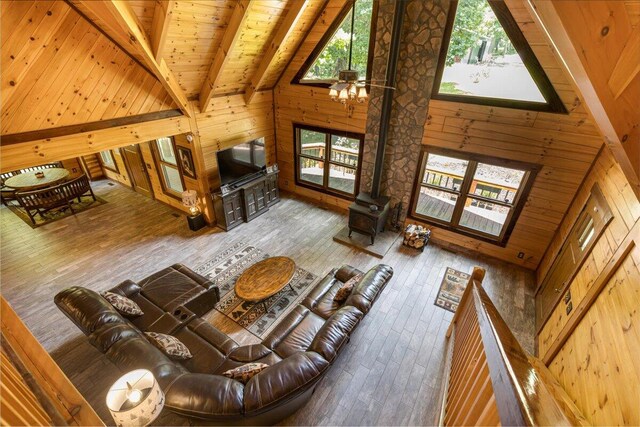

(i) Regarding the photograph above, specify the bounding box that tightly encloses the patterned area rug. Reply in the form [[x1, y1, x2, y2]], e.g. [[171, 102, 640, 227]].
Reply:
[[434, 267, 471, 313], [6, 197, 106, 228], [194, 242, 318, 338]]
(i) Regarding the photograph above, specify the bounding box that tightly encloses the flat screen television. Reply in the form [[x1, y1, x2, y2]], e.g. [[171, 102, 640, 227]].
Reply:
[[216, 137, 266, 186]]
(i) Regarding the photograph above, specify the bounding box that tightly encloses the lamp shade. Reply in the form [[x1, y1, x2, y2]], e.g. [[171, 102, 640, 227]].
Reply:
[[181, 190, 198, 207], [106, 369, 164, 427]]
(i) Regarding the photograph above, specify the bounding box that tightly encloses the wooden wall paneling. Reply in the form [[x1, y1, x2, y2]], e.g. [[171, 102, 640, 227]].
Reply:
[[163, 1, 235, 99], [185, 101, 216, 223], [211, 1, 290, 98], [273, 0, 602, 268], [199, 0, 251, 112], [0, 115, 190, 173], [74, 0, 189, 116], [547, 243, 640, 426], [527, 0, 640, 199], [1, 1, 71, 104], [1, 351, 53, 426], [1, 10, 87, 133], [196, 92, 276, 190], [1, 297, 104, 426], [244, 0, 309, 104], [1, 1, 180, 135], [129, 0, 156, 38]]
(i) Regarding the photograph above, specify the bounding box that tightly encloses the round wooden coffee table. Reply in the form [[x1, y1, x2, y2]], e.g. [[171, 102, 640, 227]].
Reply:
[[235, 256, 296, 302], [4, 168, 70, 190]]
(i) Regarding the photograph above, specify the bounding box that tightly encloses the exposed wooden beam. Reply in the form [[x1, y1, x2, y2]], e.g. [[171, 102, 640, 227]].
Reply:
[[608, 29, 640, 99], [244, 0, 309, 104], [526, 0, 640, 199], [76, 0, 190, 116], [0, 115, 190, 172], [150, 0, 174, 60], [199, 0, 250, 113]]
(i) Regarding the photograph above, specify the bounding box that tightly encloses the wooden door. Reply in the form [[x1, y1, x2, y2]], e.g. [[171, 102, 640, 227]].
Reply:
[[120, 145, 153, 198]]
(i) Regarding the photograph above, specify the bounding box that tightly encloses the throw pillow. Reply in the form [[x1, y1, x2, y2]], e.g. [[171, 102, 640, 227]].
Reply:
[[334, 273, 363, 302], [145, 332, 192, 360], [101, 291, 143, 316], [223, 363, 269, 384]]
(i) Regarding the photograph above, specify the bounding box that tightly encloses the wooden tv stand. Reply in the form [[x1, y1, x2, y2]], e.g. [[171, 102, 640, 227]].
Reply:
[[211, 171, 279, 231]]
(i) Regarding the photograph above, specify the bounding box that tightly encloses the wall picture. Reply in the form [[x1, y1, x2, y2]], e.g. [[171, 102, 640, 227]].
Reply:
[[177, 146, 196, 179]]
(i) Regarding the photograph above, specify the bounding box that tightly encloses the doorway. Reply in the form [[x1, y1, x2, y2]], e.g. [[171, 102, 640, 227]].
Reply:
[[120, 145, 153, 198]]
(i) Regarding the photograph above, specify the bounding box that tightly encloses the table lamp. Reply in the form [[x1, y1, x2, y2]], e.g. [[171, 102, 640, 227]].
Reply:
[[106, 369, 164, 427], [181, 190, 199, 216]]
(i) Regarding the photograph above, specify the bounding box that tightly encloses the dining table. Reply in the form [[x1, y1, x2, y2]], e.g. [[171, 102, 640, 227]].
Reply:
[[3, 168, 70, 191]]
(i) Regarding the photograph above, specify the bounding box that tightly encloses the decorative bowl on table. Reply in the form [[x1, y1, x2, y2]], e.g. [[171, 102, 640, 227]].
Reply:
[[35, 171, 45, 179]]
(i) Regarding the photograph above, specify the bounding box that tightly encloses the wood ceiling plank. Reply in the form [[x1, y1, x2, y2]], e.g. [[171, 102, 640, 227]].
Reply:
[[608, 29, 640, 98], [199, 0, 250, 112], [244, 0, 309, 104], [76, 0, 189, 116], [150, 0, 175, 59]]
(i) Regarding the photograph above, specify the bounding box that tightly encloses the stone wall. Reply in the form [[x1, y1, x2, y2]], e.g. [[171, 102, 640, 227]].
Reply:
[[360, 0, 450, 222]]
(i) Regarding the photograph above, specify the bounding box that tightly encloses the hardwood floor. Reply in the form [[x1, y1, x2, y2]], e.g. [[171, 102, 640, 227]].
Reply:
[[0, 180, 536, 426]]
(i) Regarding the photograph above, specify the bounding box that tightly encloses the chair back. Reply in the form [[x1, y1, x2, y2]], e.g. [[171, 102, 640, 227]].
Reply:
[[20, 162, 63, 173], [63, 174, 91, 198], [16, 187, 68, 211]]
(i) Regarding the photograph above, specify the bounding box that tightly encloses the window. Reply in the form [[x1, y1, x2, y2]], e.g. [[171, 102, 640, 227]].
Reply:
[[433, 0, 566, 113], [293, 0, 376, 85], [153, 137, 184, 196], [294, 124, 363, 198], [411, 147, 538, 244], [99, 150, 118, 173]]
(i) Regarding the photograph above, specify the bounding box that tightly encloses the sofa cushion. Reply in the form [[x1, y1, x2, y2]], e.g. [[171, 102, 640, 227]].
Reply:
[[138, 264, 212, 311], [173, 328, 229, 374], [145, 332, 192, 360], [244, 351, 330, 414], [334, 273, 363, 303], [344, 264, 394, 314], [164, 373, 245, 418], [54, 287, 126, 335], [89, 322, 141, 353], [102, 291, 144, 316], [222, 362, 269, 384], [334, 265, 364, 283], [308, 306, 363, 362], [263, 306, 326, 359]]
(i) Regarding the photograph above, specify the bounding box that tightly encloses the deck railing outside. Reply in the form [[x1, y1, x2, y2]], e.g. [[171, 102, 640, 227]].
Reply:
[[438, 267, 588, 426]]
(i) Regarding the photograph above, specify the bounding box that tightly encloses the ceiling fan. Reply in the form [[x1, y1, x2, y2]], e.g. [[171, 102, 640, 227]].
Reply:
[[327, 1, 394, 105]]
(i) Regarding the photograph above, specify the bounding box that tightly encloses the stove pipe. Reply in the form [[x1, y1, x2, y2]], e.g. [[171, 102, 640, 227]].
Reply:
[[370, 0, 407, 200]]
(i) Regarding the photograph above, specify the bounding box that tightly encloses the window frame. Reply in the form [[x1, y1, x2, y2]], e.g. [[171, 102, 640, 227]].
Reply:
[[98, 150, 119, 173], [291, 0, 379, 88], [151, 136, 185, 199], [409, 146, 540, 246], [432, 0, 567, 114], [293, 123, 364, 200]]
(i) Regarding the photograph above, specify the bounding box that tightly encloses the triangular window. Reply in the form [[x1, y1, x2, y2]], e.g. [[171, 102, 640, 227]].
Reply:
[[434, 0, 566, 113], [295, 0, 375, 84]]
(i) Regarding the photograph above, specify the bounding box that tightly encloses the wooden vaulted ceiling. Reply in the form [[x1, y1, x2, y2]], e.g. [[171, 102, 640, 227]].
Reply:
[[1, 0, 327, 136]]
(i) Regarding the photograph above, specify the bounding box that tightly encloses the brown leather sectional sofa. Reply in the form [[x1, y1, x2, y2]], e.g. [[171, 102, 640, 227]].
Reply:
[[55, 262, 393, 424]]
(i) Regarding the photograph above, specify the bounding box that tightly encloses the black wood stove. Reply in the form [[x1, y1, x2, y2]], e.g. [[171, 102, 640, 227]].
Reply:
[[348, 0, 405, 245]]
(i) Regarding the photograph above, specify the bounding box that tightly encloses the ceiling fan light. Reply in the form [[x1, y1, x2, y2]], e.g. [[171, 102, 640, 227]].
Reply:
[[329, 88, 338, 100], [348, 84, 357, 99], [357, 86, 368, 102], [338, 88, 349, 101]]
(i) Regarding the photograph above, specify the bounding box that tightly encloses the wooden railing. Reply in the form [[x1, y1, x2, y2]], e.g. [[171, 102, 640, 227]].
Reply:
[[0, 296, 104, 426], [438, 268, 588, 426]]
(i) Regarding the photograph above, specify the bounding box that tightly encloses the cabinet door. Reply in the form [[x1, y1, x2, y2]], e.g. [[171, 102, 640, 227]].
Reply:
[[255, 182, 267, 211], [266, 174, 280, 206], [245, 189, 257, 218], [223, 194, 243, 226]]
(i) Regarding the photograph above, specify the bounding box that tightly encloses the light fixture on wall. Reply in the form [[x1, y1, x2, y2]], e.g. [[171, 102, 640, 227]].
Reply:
[[106, 369, 164, 427]]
